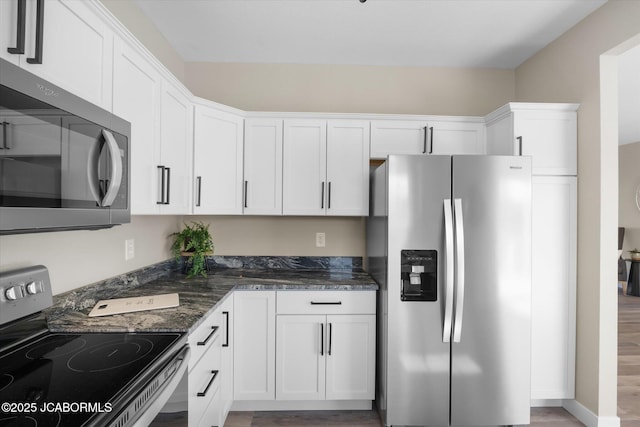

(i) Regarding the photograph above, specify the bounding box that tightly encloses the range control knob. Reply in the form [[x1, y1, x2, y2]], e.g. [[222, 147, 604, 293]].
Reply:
[[5, 285, 25, 301], [25, 281, 43, 295]]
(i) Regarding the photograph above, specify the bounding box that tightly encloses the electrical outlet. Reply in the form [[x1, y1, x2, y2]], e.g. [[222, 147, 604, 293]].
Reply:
[[125, 239, 135, 261], [316, 232, 326, 248]]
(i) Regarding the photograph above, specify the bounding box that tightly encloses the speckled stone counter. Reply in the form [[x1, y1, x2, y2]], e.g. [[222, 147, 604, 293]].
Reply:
[[46, 256, 377, 335]]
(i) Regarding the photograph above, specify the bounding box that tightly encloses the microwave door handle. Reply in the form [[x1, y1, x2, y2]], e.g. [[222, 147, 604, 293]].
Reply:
[[100, 129, 123, 207], [87, 137, 103, 206]]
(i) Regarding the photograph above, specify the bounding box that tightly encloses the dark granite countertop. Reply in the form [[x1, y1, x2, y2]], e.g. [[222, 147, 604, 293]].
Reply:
[[46, 260, 377, 335]]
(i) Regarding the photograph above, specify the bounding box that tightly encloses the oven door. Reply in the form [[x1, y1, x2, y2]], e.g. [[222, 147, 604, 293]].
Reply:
[[107, 344, 190, 427]]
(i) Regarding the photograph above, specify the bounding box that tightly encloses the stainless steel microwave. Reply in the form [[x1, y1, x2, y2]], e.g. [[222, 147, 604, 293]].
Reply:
[[0, 58, 130, 234]]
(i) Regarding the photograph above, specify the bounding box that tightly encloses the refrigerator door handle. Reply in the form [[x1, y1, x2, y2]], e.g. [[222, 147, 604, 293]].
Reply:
[[443, 199, 454, 343], [452, 198, 466, 343]]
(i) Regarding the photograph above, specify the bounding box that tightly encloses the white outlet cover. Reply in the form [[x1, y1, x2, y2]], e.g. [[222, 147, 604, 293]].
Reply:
[[125, 239, 135, 260], [316, 232, 326, 248]]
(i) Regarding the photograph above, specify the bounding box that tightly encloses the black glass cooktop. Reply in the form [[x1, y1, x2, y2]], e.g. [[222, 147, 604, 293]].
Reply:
[[0, 332, 183, 427]]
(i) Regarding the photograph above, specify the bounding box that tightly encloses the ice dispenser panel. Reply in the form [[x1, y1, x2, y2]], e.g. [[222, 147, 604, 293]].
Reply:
[[401, 250, 437, 301]]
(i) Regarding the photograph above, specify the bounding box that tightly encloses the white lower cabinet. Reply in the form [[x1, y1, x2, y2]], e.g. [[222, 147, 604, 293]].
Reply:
[[276, 314, 375, 401], [275, 291, 376, 403], [233, 291, 276, 401], [530, 176, 577, 401]]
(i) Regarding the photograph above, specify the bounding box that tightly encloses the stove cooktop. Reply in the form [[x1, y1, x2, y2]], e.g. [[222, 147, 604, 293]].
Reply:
[[0, 332, 183, 427]]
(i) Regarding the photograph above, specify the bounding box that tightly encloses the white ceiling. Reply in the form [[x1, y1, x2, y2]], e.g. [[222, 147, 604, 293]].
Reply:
[[133, 0, 640, 145]]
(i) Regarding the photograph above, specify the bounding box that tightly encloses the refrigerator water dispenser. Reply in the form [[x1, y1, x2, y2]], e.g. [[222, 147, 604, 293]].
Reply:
[[400, 250, 437, 301]]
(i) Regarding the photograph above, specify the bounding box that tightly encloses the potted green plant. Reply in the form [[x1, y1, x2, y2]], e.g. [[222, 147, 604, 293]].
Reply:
[[629, 248, 640, 262], [170, 221, 214, 277]]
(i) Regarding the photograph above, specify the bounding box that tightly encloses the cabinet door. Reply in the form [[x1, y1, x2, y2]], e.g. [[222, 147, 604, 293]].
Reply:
[[370, 120, 428, 158], [0, 0, 21, 65], [218, 295, 234, 427], [22, 0, 113, 109], [234, 291, 276, 401], [159, 82, 192, 214], [243, 119, 283, 215], [325, 315, 376, 400], [514, 111, 577, 175], [531, 176, 576, 400], [276, 315, 326, 401], [193, 106, 244, 214], [485, 114, 514, 156], [283, 120, 326, 215], [326, 120, 370, 216], [430, 121, 485, 155], [112, 38, 161, 215]]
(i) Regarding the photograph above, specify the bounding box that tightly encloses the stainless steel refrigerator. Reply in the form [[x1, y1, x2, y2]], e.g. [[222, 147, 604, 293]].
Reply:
[[367, 155, 532, 427]]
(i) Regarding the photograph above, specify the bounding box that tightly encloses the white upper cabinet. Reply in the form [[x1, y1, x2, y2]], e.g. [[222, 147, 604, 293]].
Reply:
[[1, 0, 113, 110], [193, 103, 244, 214], [485, 103, 578, 176], [370, 120, 429, 158], [429, 120, 485, 155], [283, 119, 327, 216], [283, 119, 369, 216], [243, 119, 283, 215], [113, 37, 192, 215], [370, 119, 485, 158], [158, 82, 193, 214], [112, 38, 161, 215], [326, 120, 370, 216]]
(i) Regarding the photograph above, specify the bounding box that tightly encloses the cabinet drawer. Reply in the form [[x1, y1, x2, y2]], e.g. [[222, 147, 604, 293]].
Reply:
[[189, 310, 222, 368], [276, 291, 375, 315], [189, 361, 221, 427]]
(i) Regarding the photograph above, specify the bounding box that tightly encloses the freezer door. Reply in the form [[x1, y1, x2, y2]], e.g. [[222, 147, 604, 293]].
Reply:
[[450, 155, 532, 426], [385, 155, 451, 427]]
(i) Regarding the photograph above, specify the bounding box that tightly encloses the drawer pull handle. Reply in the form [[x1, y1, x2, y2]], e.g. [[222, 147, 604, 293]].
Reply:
[[197, 370, 219, 397], [197, 326, 219, 346], [310, 301, 342, 305]]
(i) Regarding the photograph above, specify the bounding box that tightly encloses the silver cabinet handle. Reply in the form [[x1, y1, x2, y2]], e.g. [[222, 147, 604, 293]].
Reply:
[[452, 198, 466, 343], [442, 199, 454, 343], [100, 129, 123, 207]]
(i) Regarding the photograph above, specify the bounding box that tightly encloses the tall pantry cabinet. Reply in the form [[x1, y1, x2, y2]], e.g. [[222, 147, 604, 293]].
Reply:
[[485, 103, 578, 402]]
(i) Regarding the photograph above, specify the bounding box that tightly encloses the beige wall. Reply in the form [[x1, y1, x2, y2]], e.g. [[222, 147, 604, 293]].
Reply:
[[515, 0, 640, 418], [619, 142, 640, 252], [0, 216, 182, 295], [100, 0, 185, 82], [185, 62, 514, 115]]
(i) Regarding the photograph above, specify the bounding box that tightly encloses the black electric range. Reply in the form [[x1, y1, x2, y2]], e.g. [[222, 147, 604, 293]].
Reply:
[[0, 266, 189, 427]]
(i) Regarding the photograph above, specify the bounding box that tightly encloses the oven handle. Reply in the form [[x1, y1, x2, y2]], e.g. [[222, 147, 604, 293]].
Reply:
[[129, 345, 191, 427]]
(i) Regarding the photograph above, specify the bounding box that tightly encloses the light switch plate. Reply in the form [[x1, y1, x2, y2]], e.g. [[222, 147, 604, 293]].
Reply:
[[125, 239, 135, 260], [316, 232, 326, 248]]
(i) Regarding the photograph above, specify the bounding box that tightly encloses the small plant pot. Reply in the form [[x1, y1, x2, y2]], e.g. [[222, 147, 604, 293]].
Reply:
[[631, 253, 640, 262]]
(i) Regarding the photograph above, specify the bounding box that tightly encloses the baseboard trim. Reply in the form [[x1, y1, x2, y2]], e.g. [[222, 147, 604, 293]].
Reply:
[[563, 399, 620, 427], [531, 398, 564, 407], [231, 400, 372, 411]]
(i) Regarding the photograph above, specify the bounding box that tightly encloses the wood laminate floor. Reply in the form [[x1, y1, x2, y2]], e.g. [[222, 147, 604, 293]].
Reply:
[[618, 292, 640, 426]]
